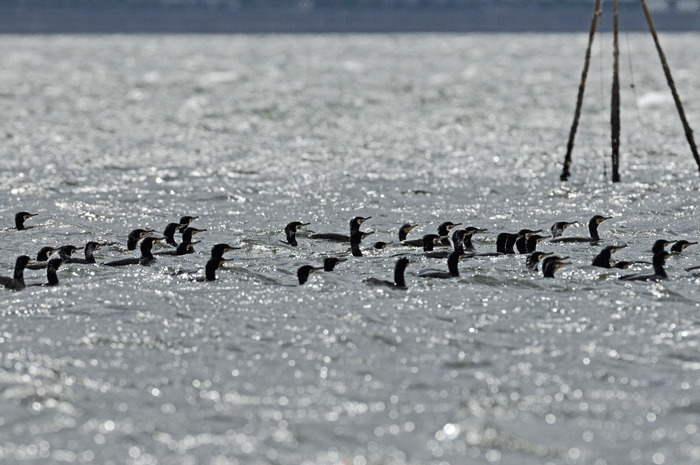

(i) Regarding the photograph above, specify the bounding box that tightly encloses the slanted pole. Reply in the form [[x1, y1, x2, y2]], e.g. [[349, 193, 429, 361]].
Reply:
[[560, 0, 602, 182], [639, 0, 700, 176], [611, 0, 621, 182]]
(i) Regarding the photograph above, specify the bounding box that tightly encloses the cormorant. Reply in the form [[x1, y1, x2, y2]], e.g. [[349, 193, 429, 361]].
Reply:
[[420, 234, 443, 253], [526, 251, 553, 271], [309, 216, 371, 243], [550, 215, 611, 243], [191, 258, 229, 282], [542, 256, 571, 278], [437, 222, 462, 246], [505, 229, 542, 254], [364, 257, 411, 289], [25, 246, 58, 270], [591, 245, 628, 268], [163, 222, 184, 247], [398, 224, 417, 242], [620, 251, 672, 282], [516, 234, 549, 254], [53, 245, 82, 262], [105, 237, 164, 266], [461, 227, 487, 253], [324, 257, 347, 271], [671, 240, 697, 253], [424, 230, 467, 259], [373, 241, 393, 250], [418, 251, 466, 279], [181, 227, 206, 245], [211, 243, 240, 259], [14, 212, 37, 231], [65, 242, 101, 264], [402, 222, 458, 247], [0, 255, 32, 290], [155, 241, 198, 256], [652, 239, 675, 253], [281, 221, 310, 247], [350, 231, 374, 257], [297, 265, 323, 285], [551, 221, 578, 239], [179, 216, 198, 227], [28, 258, 63, 287], [127, 229, 155, 251]]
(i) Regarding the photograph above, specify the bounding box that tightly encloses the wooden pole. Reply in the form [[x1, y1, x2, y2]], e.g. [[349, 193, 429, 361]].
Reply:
[[560, 0, 602, 182], [611, 0, 621, 182], [639, 0, 700, 176]]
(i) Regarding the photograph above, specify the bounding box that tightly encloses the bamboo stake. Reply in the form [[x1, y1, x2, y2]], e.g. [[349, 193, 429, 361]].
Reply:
[[560, 0, 602, 182], [639, 0, 700, 176], [611, 0, 621, 182]]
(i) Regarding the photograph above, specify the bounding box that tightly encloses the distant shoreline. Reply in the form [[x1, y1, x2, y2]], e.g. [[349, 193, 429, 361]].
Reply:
[[1, 6, 698, 33]]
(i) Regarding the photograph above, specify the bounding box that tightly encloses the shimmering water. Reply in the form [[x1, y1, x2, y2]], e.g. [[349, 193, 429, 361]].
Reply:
[[1, 34, 700, 465]]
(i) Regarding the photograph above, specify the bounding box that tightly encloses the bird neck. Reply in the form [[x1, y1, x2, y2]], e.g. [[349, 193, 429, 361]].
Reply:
[[351, 242, 363, 257], [285, 229, 298, 247], [394, 263, 407, 287], [592, 251, 612, 268], [205, 260, 218, 281], [653, 253, 667, 278], [47, 267, 59, 286], [447, 256, 460, 277]]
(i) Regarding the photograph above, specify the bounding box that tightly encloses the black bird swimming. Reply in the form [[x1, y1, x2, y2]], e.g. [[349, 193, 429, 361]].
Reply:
[[364, 257, 411, 289], [436, 222, 462, 246], [211, 243, 240, 260], [496, 233, 510, 254], [127, 228, 155, 251], [25, 246, 59, 270], [309, 216, 371, 243], [324, 257, 347, 271], [350, 231, 375, 257], [181, 227, 206, 245], [418, 251, 466, 279], [14, 212, 37, 231], [402, 222, 459, 247], [373, 241, 393, 250], [592, 245, 628, 269], [461, 227, 487, 253], [420, 234, 443, 253], [105, 237, 164, 266], [526, 251, 553, 271], [28, 258, 63, 287], [652, 239, 676, 254], [551, 221, 578, 239], [179, 216, 198, 228], [53, 245, 82, 262], [424, 230, 467, 259], [542, 255, 571, 278], [671, 240, 698, 253], [398, 224, 418, 242], [163, 222, 184, 247], [172, 243, 239, 276], [65, 242, 101, 264], [191, 258, 229, 282], [281, 221, 310, 247], [516, 234, 549, 254], [620, 251, 672, 282], [297, 265, 323, 285], [0, 255, 32, 290], [155, 241, 198, 256], [505, 229, 542, 254], [550, 215, 611, 243]]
